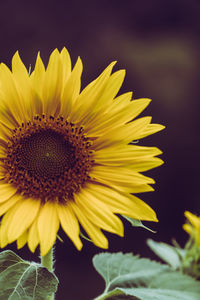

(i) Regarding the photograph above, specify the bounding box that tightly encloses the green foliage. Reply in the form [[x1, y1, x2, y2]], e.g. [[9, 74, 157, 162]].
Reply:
[[0, 250, 58, 300], [93, 252, 200, 300], [147, 239, 185, 269], [147, 239, 200, 279]]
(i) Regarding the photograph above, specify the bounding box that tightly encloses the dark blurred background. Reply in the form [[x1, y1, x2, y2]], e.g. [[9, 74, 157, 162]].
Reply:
[[1, 0, 200, 299]]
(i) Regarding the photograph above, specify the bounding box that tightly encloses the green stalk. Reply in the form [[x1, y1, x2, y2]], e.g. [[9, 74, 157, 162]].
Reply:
[[41, 247, 55, 300], [93, 289, 124, 300]]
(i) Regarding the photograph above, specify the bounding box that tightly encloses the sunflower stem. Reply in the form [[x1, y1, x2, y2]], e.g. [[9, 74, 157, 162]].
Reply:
[[93, 289, 124, 300], [41, 246, 55, 300]]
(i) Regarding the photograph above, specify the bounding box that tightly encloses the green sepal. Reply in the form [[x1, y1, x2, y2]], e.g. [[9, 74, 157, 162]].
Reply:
[[123, 216, 156, 233]]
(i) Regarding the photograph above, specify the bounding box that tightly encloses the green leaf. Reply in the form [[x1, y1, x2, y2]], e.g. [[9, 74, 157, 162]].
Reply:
[[0, 250, 58, 300], [147, 239, 185, 269], [93, 252, 200, 300], [117, 287, 200, 300], [123, 216, 156, 233], [93, 252, 166, 290]]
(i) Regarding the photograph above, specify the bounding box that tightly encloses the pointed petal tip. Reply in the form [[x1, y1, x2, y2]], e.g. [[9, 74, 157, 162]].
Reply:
[[12, 51, 27, 73], [47, 49, 60, 65], [141, 98, 152, 105], [12, 51, 23, 68], [12, 50, 20, 59], [51, 48, 59, 54], [40, 245, 52, 257], [120, 69, 126, 75], [28, 244, 36, 253], [74, 56, 83, 71], [184, 211, 191, 218], [183, 224, 192, 235], [61, 46, 68, 53], [141, 213, 158, 223], [157, 148, 163, 155], [160, 124, 166, 130], [149, 210, 159, 222], [153, 215, 159, 222], [118, 227, 124, 237], [148, 186, 155, 192], [97, 239, 109, 249], [109, 60, 117, 70], [76, 241, 83, 251], [0, 239, 9, 248], [36, 51, 41, 59], [28, 236, 39, 253], [158, 158, 164, 166], [104, 242, 109, 249]]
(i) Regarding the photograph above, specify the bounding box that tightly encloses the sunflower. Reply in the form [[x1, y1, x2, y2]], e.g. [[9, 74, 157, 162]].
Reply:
[[183, 211, 200, 246], [0, 48, 164, 256]]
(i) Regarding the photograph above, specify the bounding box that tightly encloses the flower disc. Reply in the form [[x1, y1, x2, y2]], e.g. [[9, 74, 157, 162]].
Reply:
[[3, 115, 93, 202]]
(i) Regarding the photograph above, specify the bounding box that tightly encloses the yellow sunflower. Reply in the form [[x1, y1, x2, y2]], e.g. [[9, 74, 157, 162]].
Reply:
[[183, 211, 200, 246], [0, 48, 164, 256]]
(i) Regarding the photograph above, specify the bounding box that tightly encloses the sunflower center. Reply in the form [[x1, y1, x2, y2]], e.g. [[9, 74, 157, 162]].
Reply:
[[2, 115, 94, 203], [19, 129, 75, 178]]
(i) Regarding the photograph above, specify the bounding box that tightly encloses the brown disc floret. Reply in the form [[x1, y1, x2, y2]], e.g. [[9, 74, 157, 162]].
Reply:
[[1, 115, 94, 203]]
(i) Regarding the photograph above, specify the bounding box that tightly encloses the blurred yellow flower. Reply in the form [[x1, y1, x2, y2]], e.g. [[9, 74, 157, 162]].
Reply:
[[183, 211, 200, 246], [0, 48, 164, 255]]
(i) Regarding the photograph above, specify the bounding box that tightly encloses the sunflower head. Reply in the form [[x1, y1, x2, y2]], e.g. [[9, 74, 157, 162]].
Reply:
[[0, 48, 164, 255]]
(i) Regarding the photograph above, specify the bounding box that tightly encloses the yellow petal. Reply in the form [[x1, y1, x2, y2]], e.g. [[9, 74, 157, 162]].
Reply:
[[0, 126, 8, 141], [136, 123, 165, 139], [61, 57, 83, 119], [30, 52, 45, 115], [0, 102, 18, 129], [31, 52, 45, 94], [6, 198, 40, 243], [0, 194, 21, 217], [28, 217, 40, 253], [60, 47, 71, 85], [0, 137, 7, 149], [75, 191, 124, 236], [106, 183, 154, 194], [0, 222, 9, 248], [57, 203, 82, 250], [11, 51, 32, 119], [70, 61, 116, 123], [42, 49, 63, 116], [184, 211, 200, 227], [183, 224, 192, 234], [128, 157, 163, 172], [0, 63, 26, 124], [0, 166, 5, 179], [92, 116, 152, 150], [84, 183, 158, 222], [0, 183, 17, 203], [90, 165, 155, 193], [0, 197, 22, 247], [71, 202, 108, 248], [37, 202, 59, 256], [94, 145, 162, 166], [85, 98, 151, 135], [83, 92, 131, 133], [93, 69, 125, 111], [17, 230, 28, 249], [12, 51, 29, 77]]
